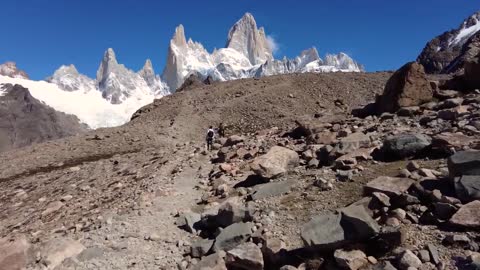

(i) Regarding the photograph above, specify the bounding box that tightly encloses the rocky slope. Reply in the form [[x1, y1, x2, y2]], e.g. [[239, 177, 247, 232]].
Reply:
[[0, 83, 86, 152], [2, 64, 480, 269], [417, 11, 480, 74]]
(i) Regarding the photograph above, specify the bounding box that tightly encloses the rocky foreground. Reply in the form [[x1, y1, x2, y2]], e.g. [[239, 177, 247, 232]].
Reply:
[[1, 54, 480, 269]]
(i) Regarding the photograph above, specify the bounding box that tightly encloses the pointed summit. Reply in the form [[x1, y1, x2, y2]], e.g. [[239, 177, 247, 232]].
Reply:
[[226, 13, 273, 65], [172, 25, 187, 47], [47, 64, 96, 92], [138, 59, 156, 84]]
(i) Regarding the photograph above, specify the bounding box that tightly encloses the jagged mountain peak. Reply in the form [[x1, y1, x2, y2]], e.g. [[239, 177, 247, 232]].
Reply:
[[47, 64, 95, 92], [172, 24, 187, 47], [141, 59, 154, 73], [226, 13, 273, 65], [0, 62, 29, 79]]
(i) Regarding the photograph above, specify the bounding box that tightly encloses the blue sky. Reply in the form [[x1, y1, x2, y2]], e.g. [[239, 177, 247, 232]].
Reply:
[[1, 0, 478, 80]]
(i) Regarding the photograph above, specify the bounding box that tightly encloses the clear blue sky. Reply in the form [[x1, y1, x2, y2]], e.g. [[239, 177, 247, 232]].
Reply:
[[1, 0, 478, 80]]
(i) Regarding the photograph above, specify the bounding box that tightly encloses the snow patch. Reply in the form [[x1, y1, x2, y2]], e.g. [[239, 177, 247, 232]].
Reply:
[[450, 15, 480, 46]]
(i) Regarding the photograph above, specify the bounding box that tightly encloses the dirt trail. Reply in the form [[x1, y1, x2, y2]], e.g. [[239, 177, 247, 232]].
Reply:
[[55, 145, 214, 270]]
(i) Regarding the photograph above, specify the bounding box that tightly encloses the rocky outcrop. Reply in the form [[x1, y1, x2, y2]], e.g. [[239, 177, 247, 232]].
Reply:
[[417, 11, 480, 74], [0, 84, 86, 152], [375, 62, 433, 113], [0, 62, 29, 79]]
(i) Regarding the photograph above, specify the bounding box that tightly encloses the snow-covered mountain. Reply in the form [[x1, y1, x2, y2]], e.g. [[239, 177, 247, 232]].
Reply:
[[4, 12, 363, 129], [162, 13, 363, 90], [0, 62, 29, 79], [418, 11, 480, 73], [46, 64, 96, 93]]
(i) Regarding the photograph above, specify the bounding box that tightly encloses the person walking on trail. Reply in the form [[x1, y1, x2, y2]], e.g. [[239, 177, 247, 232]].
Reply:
[[206, 126, 215, 151]]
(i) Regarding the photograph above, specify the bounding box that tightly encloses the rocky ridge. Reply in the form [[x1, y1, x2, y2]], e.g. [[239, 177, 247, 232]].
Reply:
[[418, 11, 480, 74], [0, 83, 86, 152]]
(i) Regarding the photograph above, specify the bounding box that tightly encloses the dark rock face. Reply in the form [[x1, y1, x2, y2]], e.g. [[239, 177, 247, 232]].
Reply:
[[448, 151, 480, 177], [417, 12, 480, 74], [375, 62, 432, 114], [0, 84, 86, 152], [176, 72, 212, 92]]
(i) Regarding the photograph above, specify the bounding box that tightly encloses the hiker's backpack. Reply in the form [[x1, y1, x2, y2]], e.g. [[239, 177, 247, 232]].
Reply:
[[207, 130, 214, 138]]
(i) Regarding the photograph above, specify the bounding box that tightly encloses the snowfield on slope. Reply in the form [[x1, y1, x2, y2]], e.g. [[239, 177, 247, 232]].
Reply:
[[0, 75, 157, 129]]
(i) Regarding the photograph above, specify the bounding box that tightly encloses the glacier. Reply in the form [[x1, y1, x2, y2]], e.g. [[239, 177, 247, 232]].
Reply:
[[0, 75, 156, 129]]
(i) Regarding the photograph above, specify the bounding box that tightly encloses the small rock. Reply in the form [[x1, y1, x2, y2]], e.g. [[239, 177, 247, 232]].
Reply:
[[398, 250, 422, 270], [225, 242, 263, 270], [334, 249, 368, 270]]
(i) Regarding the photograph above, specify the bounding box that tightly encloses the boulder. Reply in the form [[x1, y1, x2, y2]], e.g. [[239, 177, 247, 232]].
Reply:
[[250, 146, 299, 179], [301, 212, 346, 250], [340, 205, 380, 241], [332, 132, 372, 157], [191, 239, 214, 258], [449, 200, 480, 228], [250, 180, 295, 200], [176, 212, 201, 233], [0, 235, 31, 270], [381, 134, 432, 159], [398, 249, 422, 269], [454, 175, 480, 202], [364, 176, 415, 197], [448, 151, 480, 177], [376, 62, 433, 113], [224, 135, 244, 147], [334, 249, 368, 270], [192, 251, 228, 270], [39, 237, 85, 270], [215, 201, 254, 228], [225, 242, 264, 270], [214, 222, 253, 251]]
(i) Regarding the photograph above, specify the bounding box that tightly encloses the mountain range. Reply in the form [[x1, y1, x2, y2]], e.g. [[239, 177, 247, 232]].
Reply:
[[0, 13, 362, 129]]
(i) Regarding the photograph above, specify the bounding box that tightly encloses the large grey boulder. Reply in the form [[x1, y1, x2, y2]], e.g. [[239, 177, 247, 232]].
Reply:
[[381, 133, 432, 159], [250, 146, 299, 179], [448, 151, 480, 177], [301, 212, 346, 249], [214, 222, 254, 251], [250, 180, 295, 200], [225, 242, 264, 270], [301, 206, 380, 250], [364, 176, 415, 197], [455, 175, 480, 202], [340, 205, 380, 241]]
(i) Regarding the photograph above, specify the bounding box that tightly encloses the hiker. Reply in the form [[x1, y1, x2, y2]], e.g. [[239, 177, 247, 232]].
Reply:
[[206, 126, 215, 151], [218, 123, 225, 138]]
